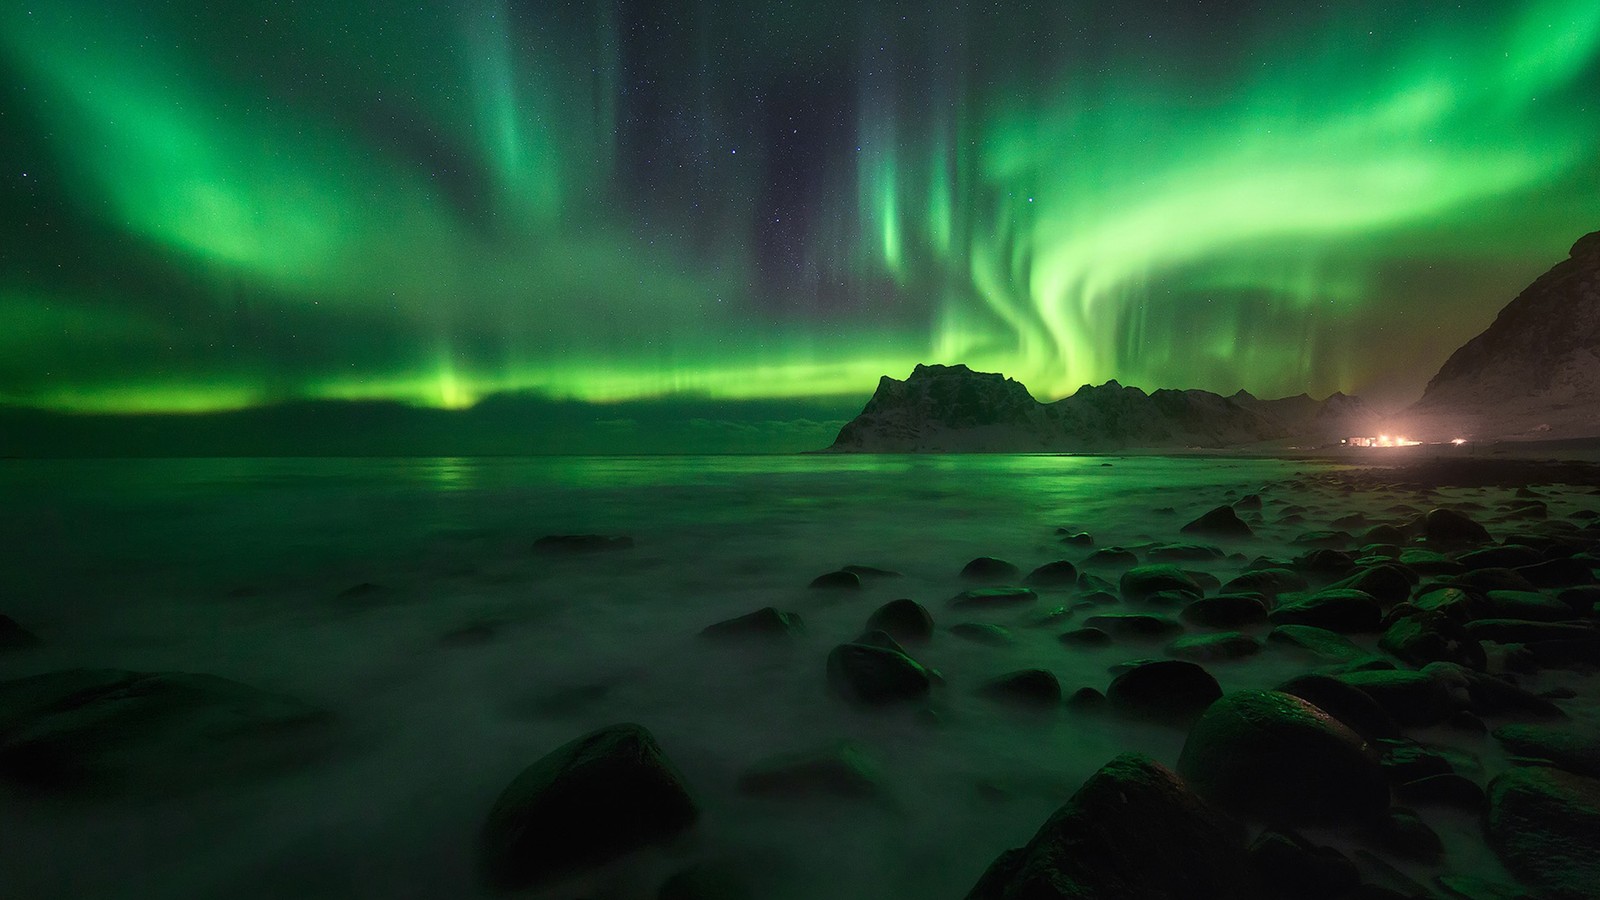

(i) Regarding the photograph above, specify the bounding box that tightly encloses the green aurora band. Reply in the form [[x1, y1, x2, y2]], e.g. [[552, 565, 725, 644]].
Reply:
[[1, 1, 1597, 414]]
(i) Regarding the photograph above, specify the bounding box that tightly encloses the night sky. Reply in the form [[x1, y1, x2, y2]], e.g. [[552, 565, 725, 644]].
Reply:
[[2, 1, 1598, 428]]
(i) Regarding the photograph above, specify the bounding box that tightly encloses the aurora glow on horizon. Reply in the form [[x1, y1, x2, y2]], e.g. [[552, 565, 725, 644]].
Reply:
[[2, 1, 1598, 419]]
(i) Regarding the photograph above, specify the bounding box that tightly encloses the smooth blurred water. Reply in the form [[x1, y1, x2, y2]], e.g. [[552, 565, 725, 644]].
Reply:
[[0, 454, 1567, 898]]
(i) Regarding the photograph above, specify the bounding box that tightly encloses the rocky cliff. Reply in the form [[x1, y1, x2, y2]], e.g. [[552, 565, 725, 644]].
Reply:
[[1410, 231, 1600, 439]]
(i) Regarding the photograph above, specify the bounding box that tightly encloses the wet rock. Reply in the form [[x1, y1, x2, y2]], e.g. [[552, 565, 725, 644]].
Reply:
[[1148, 542, 1225, 562], [1433, 874, 1537, 900], [1450, 567, 1538, 593], [1106, 660, 1221, 724], [1363, 524, 1407, 545], [1334, 670, 1457, 728], [1481, 589, 1574, 621], [1024, 560, 1079, 587], [480, 723, 697, 891], [1248, 829, 1360, 900], [1485, 766, 1600, 900], [440, 622, 499, 647], [1223, 568, 1308, 599], [1379, 611, 1486, 669], [1065, 687, 1106, 710], [1182, 594, 1269, 628], [865, 599, 934, 643], [950, 623, 1015, 646], [700, 607, 804, 639], [808, 570, 862, 590], [1059, 626, 1112, 647], [826, 642, 932, 705], [0, 615, 40, 650], [1266, 624, 1367, 661], [1460, 545, 1543, 570], [853, 629, 913, 656], [533, 534, 634, 554], [1493, 724, 1600, 778], [1182, 505, 1254, 538], [1422, 662, 1564, 719], [1327, 565, 1413, 607], [736, 742, 882, 799], [1059, 531, 1094, 546], [1166, 631, 1261, 662], [1269, 589, 1382, 633], [1411, 586, 1477, 622], [1295, 530, 1355, 548], [1120, 565, 1203, 602], [1074, 589, 1118, 606], [951, 587, 1038, 609], [841, 564, 902, 580], [1077, 571, 1116, 593], [1397, 549, 1463, 577], [1518, 558, 1596, 588], [977, 669, 1062, 708], [1276, 673, 1401, 741], [1235, 493, 1263, 509], [1465, 619, 1598, 644], [1177, 690, 1389, 824], [1394, 773, 1485, 810], [1082, 547, 1139, 568], [1421, 509, 1491, 545], [1363, 807, 1442, 864], [1298, 548, 1358, 576], [964, 753, 1264, 900], [1557, 584, 1600, 612], [1083, 613, 1184, 638], [960, 557, 1021, 582], [0, 668, 333, 795]]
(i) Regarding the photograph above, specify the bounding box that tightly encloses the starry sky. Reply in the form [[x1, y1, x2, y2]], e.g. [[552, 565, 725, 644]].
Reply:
[[2, 0, 1598, 434]]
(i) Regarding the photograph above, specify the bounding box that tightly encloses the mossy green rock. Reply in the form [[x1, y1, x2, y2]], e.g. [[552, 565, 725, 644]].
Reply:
[[1486, 766, 1600, 900]]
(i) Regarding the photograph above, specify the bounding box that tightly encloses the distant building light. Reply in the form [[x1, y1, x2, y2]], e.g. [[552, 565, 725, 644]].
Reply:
[[1451, 438, 1467, 445]]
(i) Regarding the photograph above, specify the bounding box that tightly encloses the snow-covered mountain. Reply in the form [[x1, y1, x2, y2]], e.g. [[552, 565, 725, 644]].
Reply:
[[827, 363, 1380, 452]]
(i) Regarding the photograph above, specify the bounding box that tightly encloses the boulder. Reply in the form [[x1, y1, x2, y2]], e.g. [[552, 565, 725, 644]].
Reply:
[[1334, 670, 1457, 728], [1083, 613, 1184, 638], [950, 623, 1015, 646], [808, 570, 862, 590], [1222, 568, 1307, 599], [1147, 543, 1225, 562], [1106, 660, 1221, 724], [826, 643, 932, 705], [1248, 829, 1360, 900], [480, 723, 697, 890], [0, 668, 333, 795], [1518, 558, 1596, 588], [1024, 560, 1080, 587], [1481, 590, 1574, 621], [736, 742, 882, 799], [1120, 565, 1202, 603], [1182, 506, 1254, 538], [1421, 509, 1491, 545], [1059, 626, 1112, 647], [1083, 547, 1139, 568], [1327, 566, 1413, 607], [1181, 594, 1269, 628], [1493, 724, 1600, 778], [1266, 624, 1367, 661], [865, 599, 934, 643], [1177, 690, 1388, 824], [965, 754, 1263, 899], [1379, 611, 1486, 669], [1269, 590, 1382, 633], [1276, 674, 1401, 741], [961, 557, 1021, 582], [700, 607, 804, 639], [951, 587, 1038, 609], [1166, 632, 1261, 662], [977, 669, 1062, 708], [1485, 766, 1600, 900]]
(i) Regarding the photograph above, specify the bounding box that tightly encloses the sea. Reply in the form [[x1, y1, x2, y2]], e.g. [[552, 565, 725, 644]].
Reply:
[[0, 454, 1569, 898]]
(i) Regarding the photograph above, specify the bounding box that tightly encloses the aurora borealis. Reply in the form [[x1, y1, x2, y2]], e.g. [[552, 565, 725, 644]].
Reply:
[[2, 1, 1598, 431]]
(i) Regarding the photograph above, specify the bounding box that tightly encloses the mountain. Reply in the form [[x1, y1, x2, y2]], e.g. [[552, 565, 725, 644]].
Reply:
[[826, 364, 1380, 452], [1409, 231, 1600, 440]]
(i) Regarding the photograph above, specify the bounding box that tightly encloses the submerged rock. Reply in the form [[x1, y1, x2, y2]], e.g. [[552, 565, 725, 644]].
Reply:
[[1106, 660, 1221, 724], [1181, 594, 1269, 628], [1334, 670, 1457, 728], [960, 556, 1022, 582], [1083, 613, 1184, 638], [826, 642, 932, 705], [977, 669, 1062, 708], [1177, 690, 1388, 824], [1421, 509, 1491, 545], [1166, 631, 1262, 662], [949, 623, 1015, 646], [480, 723, 697, 891], [1248, 829, 1360, 900], [1486, 766, 1600, 900], [700, 607, 804, 639], [1182, 505, 1254, 538], [965, 753, 1264, 900], [0, 668, 333, 795], [1276, 673, 1401, 742], [1493, 724, 1600, 778], [1120, 565, 1202, 602], [808, 569, 862, 590], [1266, 624, 1367, 661], [1269, 589, 1382, 633], [1024, 560, 1080, 587], [865, 599, 934, 643], [951, 587, 1038, 609], [736, 742, 882, 799]]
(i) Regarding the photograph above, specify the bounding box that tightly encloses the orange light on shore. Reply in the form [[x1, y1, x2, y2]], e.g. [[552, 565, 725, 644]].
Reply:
[[1451, 438, 1467, 445]]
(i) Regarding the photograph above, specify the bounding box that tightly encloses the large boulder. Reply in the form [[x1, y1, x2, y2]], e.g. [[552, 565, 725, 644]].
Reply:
[[1182, 506, 1254, 538], [1106, 660, 1221, 725], [1421, 509, 1491, 545], [865, 599, 934, 643], [965, 753, 1264, 899], [1275, 674, 1401, 742], [479, 723, 698, 891], [826, 642, 932, 705], [1120, 565, 1202, 603], [0, 668, 333, 795], [1486, 766, 1600, 900], [1269, 589, 1382, 633], [1177, 690, 1388, 824], [1333, 670, 1458, 728]]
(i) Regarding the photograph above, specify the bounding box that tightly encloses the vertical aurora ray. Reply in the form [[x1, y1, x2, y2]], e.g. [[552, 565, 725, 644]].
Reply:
[[0, 1, 1596, 416]]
